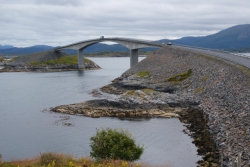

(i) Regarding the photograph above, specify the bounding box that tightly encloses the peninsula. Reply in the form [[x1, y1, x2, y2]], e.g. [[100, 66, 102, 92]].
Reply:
[[0, 50, 100, 72]]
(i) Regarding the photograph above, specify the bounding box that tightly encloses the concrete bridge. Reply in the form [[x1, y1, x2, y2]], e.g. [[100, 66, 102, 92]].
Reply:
[[55, 37, 163, 68]]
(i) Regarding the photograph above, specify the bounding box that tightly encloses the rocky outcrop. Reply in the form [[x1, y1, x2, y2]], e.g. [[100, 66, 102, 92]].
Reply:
[[52, 100, 186, 118], [53, 88, 199, 118]]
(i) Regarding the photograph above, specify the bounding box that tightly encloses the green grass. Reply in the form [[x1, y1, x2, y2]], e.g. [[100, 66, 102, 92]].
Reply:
[[135, 71, 152, 78], [167, 69, 192, 82], [29, 56, 91, 66]]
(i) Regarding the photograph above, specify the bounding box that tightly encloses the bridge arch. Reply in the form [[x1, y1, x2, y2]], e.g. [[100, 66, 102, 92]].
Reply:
[[55, 37, 163, 68]]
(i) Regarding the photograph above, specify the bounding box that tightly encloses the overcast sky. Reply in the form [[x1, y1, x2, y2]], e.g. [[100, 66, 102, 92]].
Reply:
[[1, 0, 249, 47]]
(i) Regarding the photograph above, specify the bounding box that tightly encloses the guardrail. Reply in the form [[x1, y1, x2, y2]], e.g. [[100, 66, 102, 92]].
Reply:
[[169, 43, 250, 70]]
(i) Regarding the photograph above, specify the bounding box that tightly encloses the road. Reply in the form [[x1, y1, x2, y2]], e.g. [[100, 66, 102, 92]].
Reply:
[[172, 45, 250, 69]]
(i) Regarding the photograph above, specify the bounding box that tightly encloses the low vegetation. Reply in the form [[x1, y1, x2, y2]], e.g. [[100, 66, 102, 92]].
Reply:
[[135, 71, 152, 78], [9, 57, 18, 62], [90, 128, 144, 161], [141, 88, 154, 95], [0, 153, 144, 167], [194, 87, 204, 94], [29, 56, 91, 66], [0, 56, 4, 62], [0, 128, 147, 167], [126, 90, 136, 96], [167, 69, 192, 82]]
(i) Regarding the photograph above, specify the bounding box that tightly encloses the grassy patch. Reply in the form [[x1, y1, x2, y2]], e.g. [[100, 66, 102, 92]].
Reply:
[[201, 76, 209, 82], [125, 90, 136, 96], [9, 57, 19, 62], [167, 69, 192, 82], [194, 87, 204, 94], [141, 88, 154, 95], [29, 56, 91, 66], [237, 65, 250, 76], [0, 56, 4, 62], [0, 152, 154, 167], [135, 71, 152, 78]]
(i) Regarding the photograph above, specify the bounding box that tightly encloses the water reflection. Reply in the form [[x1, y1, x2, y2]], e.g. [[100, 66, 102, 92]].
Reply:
[[118, 117, 152, 122], [77, 70, 84, 76]]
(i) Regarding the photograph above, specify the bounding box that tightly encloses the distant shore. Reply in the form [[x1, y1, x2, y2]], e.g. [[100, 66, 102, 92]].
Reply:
[[0, 51, 101, 72]]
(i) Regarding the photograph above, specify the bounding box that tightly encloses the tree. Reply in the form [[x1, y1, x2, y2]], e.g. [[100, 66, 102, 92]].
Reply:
[[90, 128, 144, 161]]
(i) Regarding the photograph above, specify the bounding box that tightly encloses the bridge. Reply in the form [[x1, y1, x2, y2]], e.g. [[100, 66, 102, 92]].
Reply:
[[55, 37, 163, 68]]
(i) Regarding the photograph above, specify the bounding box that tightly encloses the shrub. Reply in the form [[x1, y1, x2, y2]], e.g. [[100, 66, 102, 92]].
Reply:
[[90, 128, 144, 161], [39, 152, 63, 165], [0, 56, 4, 62]]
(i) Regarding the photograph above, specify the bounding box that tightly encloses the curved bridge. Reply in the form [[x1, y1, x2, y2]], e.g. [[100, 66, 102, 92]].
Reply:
[[55, 37, 163, 68]]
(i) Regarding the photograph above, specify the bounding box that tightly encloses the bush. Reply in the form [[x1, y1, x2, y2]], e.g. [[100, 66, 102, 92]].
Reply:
[[90, 128, 144, 161], [39, 152, 63, 165]]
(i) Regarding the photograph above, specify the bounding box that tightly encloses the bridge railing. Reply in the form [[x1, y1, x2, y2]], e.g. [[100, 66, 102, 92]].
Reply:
[[55, 37, 163, 51]]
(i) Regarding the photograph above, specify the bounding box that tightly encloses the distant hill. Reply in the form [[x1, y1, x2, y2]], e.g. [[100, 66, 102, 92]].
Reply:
[[173, 24, 250, 50], [1, 24, 250, 55], [0, 45, 54, 55], [0, 45, 14, 49]]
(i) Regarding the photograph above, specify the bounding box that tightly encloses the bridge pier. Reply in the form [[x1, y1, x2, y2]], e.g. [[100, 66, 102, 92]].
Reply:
[[78, 48, 85, 68], [130, 49, 138, 67]]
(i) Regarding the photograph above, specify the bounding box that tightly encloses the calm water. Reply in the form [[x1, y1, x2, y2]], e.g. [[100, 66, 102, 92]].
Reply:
[[0, 57, 200, 167]]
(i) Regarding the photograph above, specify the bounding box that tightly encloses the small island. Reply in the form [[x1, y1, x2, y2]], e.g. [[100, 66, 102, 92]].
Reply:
[[0, 50, 100, 72]]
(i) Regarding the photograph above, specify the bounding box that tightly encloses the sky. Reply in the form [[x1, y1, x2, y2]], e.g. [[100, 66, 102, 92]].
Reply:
[[0, 0, 250, 47]]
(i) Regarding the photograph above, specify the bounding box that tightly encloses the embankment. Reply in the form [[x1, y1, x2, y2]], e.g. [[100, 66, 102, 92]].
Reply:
[[52, 46, 250, 166]]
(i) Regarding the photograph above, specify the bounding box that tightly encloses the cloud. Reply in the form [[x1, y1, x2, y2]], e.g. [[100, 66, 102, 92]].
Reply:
[[0, 0, 249, 47]]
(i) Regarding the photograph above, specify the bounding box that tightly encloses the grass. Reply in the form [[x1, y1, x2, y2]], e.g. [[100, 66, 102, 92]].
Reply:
[[141, 88, 154, 95], [125, 90, 136, 96], [9, 57, 19, 62], [194, 87, 204, 94], [201, 76, 209, 82], [237, 65, 250, 76], [29, 56, 91, 66], [167, 69, 192, 82], [135, 71, 152, 78], [0, 152, 164, 167], [0, 56, 4, 62]]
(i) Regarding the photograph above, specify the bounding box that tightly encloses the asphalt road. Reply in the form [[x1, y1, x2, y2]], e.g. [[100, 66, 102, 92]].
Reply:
[[172, 45, 250, 69]]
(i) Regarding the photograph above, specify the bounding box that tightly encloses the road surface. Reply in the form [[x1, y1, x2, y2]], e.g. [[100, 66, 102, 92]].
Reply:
[[172, 45, 250, 69]]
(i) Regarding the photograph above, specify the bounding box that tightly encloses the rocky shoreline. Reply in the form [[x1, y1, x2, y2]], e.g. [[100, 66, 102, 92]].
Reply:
[[52, 46, 250, 167], [0, 63, 100, 72]]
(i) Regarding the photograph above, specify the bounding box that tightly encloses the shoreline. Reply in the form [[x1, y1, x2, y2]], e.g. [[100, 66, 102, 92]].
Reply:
[[50, 46, 250, 166]]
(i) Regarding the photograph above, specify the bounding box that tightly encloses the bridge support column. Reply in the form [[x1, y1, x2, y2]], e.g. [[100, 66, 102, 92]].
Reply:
[[130, 49, 138, 67], [78, 48, 85, 69]]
